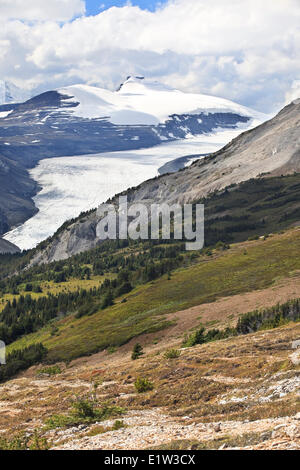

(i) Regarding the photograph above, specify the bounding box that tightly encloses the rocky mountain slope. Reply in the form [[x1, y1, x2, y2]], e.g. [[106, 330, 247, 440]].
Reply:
[[0, 153, 39, 237], [30, 99, 300, 264], [0, 77, 265, 238]]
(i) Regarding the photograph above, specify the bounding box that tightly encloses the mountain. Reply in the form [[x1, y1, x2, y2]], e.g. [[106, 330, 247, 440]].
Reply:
[[0, 76, 265, 166], [0, 153, 39, 238], [0, 80, 30, 105], [0, 237, 20, 254], [27, 99, 299, 265], [0, 77, 267, 241]]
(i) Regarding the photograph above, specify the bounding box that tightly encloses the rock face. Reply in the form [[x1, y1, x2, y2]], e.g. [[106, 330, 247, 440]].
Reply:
[[0, 153, 39, 236], [30, 99, 300, 265], [0, 78, 265, 235], [0, 237, 20, 254]]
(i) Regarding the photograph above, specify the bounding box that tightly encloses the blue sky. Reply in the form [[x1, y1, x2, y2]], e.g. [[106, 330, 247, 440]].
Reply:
[[85, 0, 168, 15]]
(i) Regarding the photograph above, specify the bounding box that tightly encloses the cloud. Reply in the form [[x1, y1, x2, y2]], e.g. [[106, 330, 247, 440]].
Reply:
[[0, 0, 299, 112], [0, 0, 85, 22], [285, 80, 300, 104]]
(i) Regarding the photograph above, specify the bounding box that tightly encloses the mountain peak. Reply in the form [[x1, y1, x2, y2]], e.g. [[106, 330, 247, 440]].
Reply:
[[117, 75, 145, 92], [0, 80, 30, 104]]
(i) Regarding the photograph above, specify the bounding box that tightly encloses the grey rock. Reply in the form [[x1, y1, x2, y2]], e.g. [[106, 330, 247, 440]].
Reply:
[[292, 340, 300, 349]]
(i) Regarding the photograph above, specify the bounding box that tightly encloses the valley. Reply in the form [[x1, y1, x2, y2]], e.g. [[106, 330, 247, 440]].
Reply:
[[0, 77, 267, 246], [3, 129, 244, 250], [0, 87, 299, 452], [0, 0, 299, 455]]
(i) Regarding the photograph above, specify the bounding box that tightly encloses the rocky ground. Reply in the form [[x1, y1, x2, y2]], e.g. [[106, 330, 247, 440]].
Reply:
[[0, 320, 299, 450]]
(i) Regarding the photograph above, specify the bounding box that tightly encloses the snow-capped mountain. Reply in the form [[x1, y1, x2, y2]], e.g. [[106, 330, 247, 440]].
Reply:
[[0, 76, 268, 168], [58, 76, 265, 129], [0, 80, 30, 105]]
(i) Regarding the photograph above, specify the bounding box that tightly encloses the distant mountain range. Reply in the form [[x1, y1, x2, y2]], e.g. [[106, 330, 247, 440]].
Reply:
[[0, 77, 268, 252], [0, 80, 30, 105]]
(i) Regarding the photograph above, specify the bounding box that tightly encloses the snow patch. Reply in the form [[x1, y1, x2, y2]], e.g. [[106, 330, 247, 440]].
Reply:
[[0, 110, 13, 119]]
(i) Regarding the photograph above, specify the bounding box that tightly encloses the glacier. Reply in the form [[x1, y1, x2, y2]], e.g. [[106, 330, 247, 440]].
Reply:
[[4, 126, 257, 251]]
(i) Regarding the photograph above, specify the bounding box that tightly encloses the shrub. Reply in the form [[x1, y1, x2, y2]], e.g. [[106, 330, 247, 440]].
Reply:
[[46, 400, 125, 429], [116, 282, 133, 297], [101, 291, 114, 310], [182, 327, 236, 348], [37, 365, 62, 376], [72, 398, 96, 419], [0, 431, 49, 451], [215, 241, 230, 251], [131, 343, 144, 361], [112, 420, 126, 430], [33, 284, 42, 293], [54, 272, 66, 283], [134, 377, 154, 393], [182, 327, 205, 348], [164, 349, 181, 359], [0, 343, 48, 383], [50, 325, 59, 336]]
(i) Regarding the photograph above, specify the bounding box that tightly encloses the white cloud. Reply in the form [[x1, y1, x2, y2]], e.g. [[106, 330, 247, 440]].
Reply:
[[285, 80, 300, 104], [0, 0, 299, 112], [0, 0, 85, 22]]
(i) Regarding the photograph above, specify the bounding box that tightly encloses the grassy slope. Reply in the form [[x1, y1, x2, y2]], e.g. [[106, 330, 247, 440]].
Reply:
[[7, 228, 300, 362], [202, 173, 300, 245], [0, 275, 114, 313]]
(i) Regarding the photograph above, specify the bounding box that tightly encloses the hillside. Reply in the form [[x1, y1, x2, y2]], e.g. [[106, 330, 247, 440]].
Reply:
[[0, 238, 20, 255], [0, 98, 299, 451], [2, 226, 300, 362], [0, 196, 300, 450], [0, 291, 299, 450]]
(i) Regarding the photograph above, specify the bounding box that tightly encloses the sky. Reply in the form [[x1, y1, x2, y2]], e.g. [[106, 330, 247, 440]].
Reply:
[[0, 0, 299, 113], [85, 1, 168, 15]]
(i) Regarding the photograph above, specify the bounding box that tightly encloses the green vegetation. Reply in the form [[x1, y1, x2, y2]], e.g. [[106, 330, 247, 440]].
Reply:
[[0, 431, 50, 451], [0, 243, 186, 349], [0, 174, 300, 367], [45, 397, 125, 429], [164, 349, 181, 359], [131, 343, 144, 360], [134, 377, 154, 393], [183, 327, 236, 348], [182, 297, 300, 349], [237, 298, 300, 334], [0, 343, 47, 383], [200, 172, 300, 246], [37, 365, 62, 376], [4, 227, 300, 364], [112, 420, 126, 430]]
